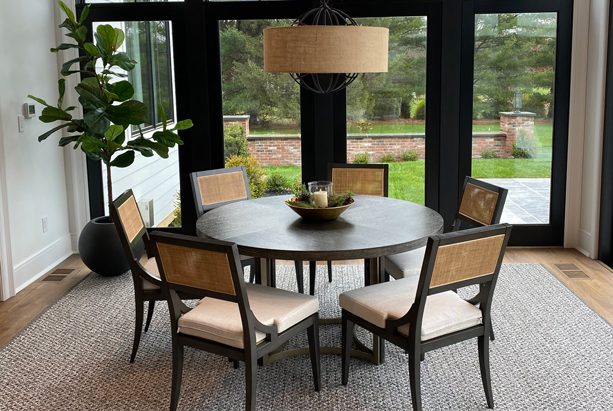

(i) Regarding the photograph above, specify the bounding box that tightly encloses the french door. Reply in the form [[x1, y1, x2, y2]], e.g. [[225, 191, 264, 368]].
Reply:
[[461, 0, 573, 245]]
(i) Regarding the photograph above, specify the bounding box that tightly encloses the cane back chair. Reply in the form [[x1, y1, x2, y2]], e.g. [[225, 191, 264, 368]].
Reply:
[[150, 232, 321, 411], [110, 190, 179, 363], [190, 167, 307, 292], [305, 163, 389, 296], [340, 224, 512, 411]]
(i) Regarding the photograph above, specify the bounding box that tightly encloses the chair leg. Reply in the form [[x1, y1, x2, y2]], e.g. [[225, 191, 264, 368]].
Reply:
[[408, 348, 422, 411], [170, 342, 184, 411], [307, 318, 321, 391], [309, 261, 316, 296], [327, 260, 333, 282], [478, 335, 494, 408], [363, 259, 370, 286], [294, 260, 304, 294], [144, 300, 155, 333], [254, 259, 262, 284], [341, 313, 354, 385], [245, 352, 258, 411], [248, 262, 255, 284], [130, 294, 144, 363], [270, 259, 276, 288], [489, 318, 495, 341]]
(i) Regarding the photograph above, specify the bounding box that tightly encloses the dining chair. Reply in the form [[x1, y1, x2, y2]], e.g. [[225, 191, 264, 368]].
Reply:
[[190, 167, 306, 292], [385, 177, 508, 340], [340, 223, 512, 411], [385, 177, 508, 281], [149, 231, 321, 411], [305, 163, 389, 296], [110, 189, 187, 363]]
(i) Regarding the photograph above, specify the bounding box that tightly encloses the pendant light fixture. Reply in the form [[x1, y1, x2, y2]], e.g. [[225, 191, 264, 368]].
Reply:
[[263, 0, 389, 94]]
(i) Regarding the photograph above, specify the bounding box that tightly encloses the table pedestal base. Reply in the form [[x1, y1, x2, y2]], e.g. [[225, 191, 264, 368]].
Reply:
[[258, 257, 385, 365]]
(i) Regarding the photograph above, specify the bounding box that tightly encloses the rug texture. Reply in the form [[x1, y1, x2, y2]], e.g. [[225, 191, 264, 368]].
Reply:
[[0, 263, 611, 410]]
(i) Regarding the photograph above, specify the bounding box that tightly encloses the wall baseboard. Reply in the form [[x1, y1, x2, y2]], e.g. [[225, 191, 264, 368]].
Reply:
[[13, 234, 72, 293]]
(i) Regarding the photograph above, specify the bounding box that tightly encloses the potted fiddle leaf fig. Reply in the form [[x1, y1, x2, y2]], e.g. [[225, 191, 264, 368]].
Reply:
[[29, 1, 193, 276]]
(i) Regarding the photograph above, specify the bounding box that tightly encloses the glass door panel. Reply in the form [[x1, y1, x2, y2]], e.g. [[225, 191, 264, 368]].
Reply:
[[96, 20, 181, 228], [219, 19, 301, 197], [472, 13, 557, 224], [347, 16, 427, 204]]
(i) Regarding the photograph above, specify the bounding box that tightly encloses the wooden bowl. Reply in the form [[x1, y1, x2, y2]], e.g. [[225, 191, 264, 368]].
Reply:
[[286, 199, 354, 222]]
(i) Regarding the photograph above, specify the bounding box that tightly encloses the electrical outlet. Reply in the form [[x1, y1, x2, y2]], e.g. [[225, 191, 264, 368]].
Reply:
[[42, 217, 48, 233]]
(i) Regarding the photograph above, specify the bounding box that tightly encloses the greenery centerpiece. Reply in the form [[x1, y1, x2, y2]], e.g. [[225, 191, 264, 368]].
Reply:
[[286, 186, 354, 222], [28, 2, 192, 276]]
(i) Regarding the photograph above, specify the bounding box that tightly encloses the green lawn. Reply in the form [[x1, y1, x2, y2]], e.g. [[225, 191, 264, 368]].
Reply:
[[265, 157, 551, 205]]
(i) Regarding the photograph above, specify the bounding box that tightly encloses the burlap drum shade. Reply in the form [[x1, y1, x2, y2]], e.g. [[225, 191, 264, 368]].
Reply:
[[263, 26, 389, 74]]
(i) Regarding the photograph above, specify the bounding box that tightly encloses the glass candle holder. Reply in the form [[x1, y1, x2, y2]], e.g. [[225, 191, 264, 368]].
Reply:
[[308, 181, 333, 208]]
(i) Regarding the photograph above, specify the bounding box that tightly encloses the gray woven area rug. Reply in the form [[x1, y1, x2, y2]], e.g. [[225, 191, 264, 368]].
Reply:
[[1, 263, 612, 410]]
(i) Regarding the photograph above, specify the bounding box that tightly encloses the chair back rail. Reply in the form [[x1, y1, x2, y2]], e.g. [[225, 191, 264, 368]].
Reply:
[[112, 190, 148, 252], [190, 166, 251, 217], [110, 189, 160, 286], [454, 177, 508, 230], [328, 163, 389, 197]]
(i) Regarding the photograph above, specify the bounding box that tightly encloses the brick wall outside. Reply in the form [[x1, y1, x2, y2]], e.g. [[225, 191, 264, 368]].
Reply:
[[228, 113, 536, 167], [247, 132, 508, 166]]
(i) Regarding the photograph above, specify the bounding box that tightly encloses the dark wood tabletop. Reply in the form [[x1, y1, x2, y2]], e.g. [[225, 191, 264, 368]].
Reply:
[[197, 195, 444, 261]]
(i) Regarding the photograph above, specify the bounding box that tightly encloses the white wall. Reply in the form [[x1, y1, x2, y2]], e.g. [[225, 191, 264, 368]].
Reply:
[[565, 0, 610, 257], [0, 0, 73, 297]]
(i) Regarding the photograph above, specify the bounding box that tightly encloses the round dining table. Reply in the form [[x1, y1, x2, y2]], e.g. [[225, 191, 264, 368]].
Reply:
[[197, 194, 444, 364]]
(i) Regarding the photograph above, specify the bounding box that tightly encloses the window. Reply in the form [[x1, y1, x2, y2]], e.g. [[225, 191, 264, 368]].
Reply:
[[471, 13, 557, 224], [347, 16, 428, 204], [219, 19, 302, 197], [126, 21, 175, 131], [95, 21, 181, 228]]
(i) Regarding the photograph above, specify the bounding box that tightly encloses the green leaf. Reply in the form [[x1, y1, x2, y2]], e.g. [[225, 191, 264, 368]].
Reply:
[[110, 151, 135, 168], [78, 4, 90, 25], [158, 104, 167, 131], [152, 130, 183, 147], [108, 52, 136, 71], [94, 24, 117, 57], [95, 25, 124, 56], [58, 1, 76, 24], [104, 124, 124, 142], [129, 138, 169, 158], [61, 56, 90, 76], [40, 106, 72, 123], [58, 135, 79, 147], [107, 100, 147, 126], [28, 95, 51, 107], [75, 78, 106, 108], [79, 135, 106, 152], [83, 42, 101, 57], [172, 119, 193, 131], [67, 26, 87, 44], [107, 81, 134, 102], [36, 123, 71, 142], [58, 79, 66, 107], [113, 28, 125, 50], [50, 43, 78, 52]]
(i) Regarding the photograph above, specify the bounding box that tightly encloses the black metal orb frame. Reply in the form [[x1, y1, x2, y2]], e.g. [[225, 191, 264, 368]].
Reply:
[[291, 0, 361, 94]]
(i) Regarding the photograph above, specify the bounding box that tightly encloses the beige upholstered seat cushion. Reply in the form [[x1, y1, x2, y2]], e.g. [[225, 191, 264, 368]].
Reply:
[[178, 284, 319, 348], [141, 257, 160, 291], [339, 278, 482, 341], [385, 247, 425, 280]]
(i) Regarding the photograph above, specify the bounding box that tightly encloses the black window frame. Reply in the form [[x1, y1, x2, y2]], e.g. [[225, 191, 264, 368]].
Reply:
[[77, 0, 574, 245]]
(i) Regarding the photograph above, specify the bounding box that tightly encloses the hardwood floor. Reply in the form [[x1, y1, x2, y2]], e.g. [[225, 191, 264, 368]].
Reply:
[[0, 248, 611, 348]]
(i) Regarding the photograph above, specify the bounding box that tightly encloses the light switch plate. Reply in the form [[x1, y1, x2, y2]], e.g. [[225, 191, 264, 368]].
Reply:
[[17, 115, 24, 133]]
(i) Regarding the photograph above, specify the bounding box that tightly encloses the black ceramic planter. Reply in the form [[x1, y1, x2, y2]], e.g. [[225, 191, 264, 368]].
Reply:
[[78, 216, 130, 277]]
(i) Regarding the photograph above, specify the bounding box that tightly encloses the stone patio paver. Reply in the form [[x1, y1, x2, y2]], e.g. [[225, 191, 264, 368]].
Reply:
[[481, 178, 550, 225]]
